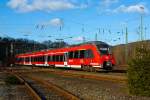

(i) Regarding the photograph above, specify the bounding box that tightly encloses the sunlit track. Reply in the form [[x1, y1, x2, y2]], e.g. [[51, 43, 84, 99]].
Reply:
[[11, 73, 42, 100], [11, 72, 80, 100], [25, 75, 80, 100], [45, 70, 127, 83]]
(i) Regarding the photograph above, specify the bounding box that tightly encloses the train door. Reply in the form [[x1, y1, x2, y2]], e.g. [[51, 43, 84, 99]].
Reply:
[[29, 56, 31, 65], [45, 55, 48, 66], [23, 57, 25, 65], [64, 52, 68, 67]]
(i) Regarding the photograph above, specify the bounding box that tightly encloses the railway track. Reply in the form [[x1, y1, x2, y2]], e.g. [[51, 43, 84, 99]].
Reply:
[[12, 73, 79, 100], [46, 70, 127, 83], [5, 67, 127, 83]]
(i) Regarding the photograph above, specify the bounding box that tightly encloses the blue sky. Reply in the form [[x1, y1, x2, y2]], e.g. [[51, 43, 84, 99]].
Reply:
[[0, 0, 150, 45]]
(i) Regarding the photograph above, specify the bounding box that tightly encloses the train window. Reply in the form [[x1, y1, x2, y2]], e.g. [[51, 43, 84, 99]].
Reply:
[[38, 57, 39, 62], [35, 57, 38, 62], [33, 57, 35, 62], [56, 55, 59, 62], [37, 57, 39, 62], [39, 57, 40, 62], [52, 55, 56, 62], [74, 50, 79, 58], [41, 56, 44, 62], [21, 58, 24, 62], [20, 58, 23, 62], [38, 56, 41, 62], [79, 50, 85, 58], [34, 57, 37, 62], [17, 58, 22, 62], [36, 57, 38, 62], [38, 57, 40, 62], [60, 55, 62, 62], [42, 56, 44, 61], [50, 56, 52, 62], [48, 55, 52, 62], [69, 51, 73, 59], [15, 58, 19, 62], [85, 50, 94, 58], [52, 55, 54, 62], [25, 57, 30, 62], [42, 56, 44, 62], [36, 57, 37, 62], [31, 57, 34, 62], [22, 58, 25, 62], [96, 44, 110, 55], [60, 55, 64, 62], [58, 55, 61, 62]]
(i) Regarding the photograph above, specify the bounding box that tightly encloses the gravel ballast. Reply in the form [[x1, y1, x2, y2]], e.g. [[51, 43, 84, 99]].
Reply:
[[0, 73, 33, 100], [29, 72, 150, 100]]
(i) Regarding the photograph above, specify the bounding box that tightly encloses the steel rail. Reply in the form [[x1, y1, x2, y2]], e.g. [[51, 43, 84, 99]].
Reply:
[[26, 75, 80, 100], [9, 68, 127, 83], [12, 73, 42, 100]]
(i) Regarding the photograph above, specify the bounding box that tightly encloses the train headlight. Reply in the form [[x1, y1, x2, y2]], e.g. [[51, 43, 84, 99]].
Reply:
[[106, 61, 111, 66]]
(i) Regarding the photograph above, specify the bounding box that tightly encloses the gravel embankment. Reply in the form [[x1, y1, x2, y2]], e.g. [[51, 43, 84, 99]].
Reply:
[[29, 72, 150, 100]]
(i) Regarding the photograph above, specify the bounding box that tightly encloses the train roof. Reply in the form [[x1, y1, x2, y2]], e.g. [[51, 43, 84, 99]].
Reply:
[[70, 41, 109, 47], [16, 41, 110, 56]]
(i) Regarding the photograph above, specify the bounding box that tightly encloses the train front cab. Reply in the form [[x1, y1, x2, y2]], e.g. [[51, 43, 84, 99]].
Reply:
[[95, 43, 115, 70]]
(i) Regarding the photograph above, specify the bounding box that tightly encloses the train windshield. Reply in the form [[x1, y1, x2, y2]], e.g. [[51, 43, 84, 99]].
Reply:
[[96, 44, 111, 55]]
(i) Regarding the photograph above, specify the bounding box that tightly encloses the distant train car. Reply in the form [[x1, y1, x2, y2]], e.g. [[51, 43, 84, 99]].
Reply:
[[15, 41, 116, 71]]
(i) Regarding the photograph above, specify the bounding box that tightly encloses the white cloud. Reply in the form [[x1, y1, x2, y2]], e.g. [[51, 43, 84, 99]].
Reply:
[[7, 0, 83, 13], [73, 36, 84, 41], [101, 0, 118, 7], [113, 4, 149, 14], [48, 18, 63, 26]]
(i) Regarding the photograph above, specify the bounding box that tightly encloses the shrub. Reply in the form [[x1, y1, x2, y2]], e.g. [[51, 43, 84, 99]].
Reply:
[[5, 76, 21, 85], [127, 45, 150, 96]]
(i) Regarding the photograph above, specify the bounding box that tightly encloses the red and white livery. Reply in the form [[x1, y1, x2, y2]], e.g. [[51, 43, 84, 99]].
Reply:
[[15, 41, 116, 71]]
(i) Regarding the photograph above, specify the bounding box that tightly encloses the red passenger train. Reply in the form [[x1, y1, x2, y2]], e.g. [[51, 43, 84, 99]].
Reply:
[[15, 41, 116, 71]]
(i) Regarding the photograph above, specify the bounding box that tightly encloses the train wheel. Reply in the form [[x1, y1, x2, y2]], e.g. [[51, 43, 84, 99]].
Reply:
[[86, 66, 90, 72], [82, 65, 87, 71], [89, 66, 93, 72], [89, 66, 96, 72], [81, 65, 84, 71], [53, 65, 56, 68], [85, 66, 88, 71], [92, 67, 96, 72]]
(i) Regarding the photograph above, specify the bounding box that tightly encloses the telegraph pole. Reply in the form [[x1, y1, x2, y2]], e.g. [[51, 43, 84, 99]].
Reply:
[[125, 27, 128, 45], [83, 37, 85, 43], [10, 42, 13, 56], [98, 28, 101, 41], [95, 33, 97, 41], [125, 27, 128, 63], [144, 27, 147, 40], [140, 15, 144, 41], [139, 6, 145, 41]]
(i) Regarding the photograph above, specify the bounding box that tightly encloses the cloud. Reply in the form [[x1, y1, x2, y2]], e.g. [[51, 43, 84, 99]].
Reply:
[[36, 18, 63, 29], [38, 18, 63, 28], [73, 36, 84, 41], [48, 18, 63, 26], [113, 4, 149, 14], [101, 0, 118, 7], [7, 0, 84, 13]]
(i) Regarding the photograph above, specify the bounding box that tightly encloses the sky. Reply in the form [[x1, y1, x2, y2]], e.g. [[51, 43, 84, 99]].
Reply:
[[0, 0, 150, 45]]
